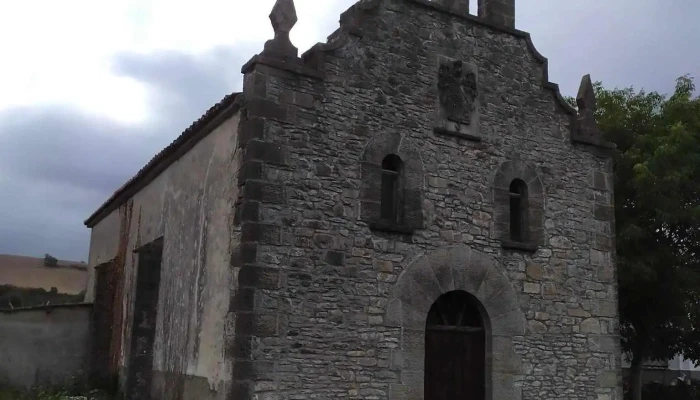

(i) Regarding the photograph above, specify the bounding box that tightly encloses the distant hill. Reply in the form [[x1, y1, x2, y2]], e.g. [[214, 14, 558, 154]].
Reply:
[[0, 254, 88, 295]]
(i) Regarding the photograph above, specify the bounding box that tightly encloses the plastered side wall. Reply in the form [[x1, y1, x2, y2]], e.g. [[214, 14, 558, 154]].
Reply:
[[85, 112, 241, 399]]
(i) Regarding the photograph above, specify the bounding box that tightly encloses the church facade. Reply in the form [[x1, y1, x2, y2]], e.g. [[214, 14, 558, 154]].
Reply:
[[84, 0, 622, 399]]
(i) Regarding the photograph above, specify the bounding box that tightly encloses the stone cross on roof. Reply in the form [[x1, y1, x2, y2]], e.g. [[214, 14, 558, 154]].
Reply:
[[263, 0, 299, 59]]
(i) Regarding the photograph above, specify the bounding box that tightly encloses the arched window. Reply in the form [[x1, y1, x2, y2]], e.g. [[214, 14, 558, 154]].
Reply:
[[425, 290, 486, 400], [509, 179, 528, 242], [380, 154, 404, 224]]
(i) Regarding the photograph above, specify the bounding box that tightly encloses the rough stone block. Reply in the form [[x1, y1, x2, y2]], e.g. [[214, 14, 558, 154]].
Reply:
[[359, 200, 381, 223], [242, 180, 286, 204], [227, 380, 254, 400], [242, 71, 268, 99], [596, 369, 621, 388], [580, 318, 602, 334], [225, 335, 253, 360], [230, 287, 256, 312], [234, 201, 260, 224], [235, 313, 278, 337], [232, 361, 275, 381], [243, 140, 288, 166], [238, 117, 266, 148], [491, 371, 521, 400], [245, 98, 292, 123], [324, 250, 346, 266], [593, 300, 618, 318], [436, 0, 470, 14], [491, 309, 526, 336], [389, 383, 423, 400], [595, 204, 615, 221], [525, 263, 543, 280], [279, 89, 314, 109], [594, 171, 610, 191], [404, 259, 441, 302], [478, 0, 515, 28], [241, 223, 280, 244], [523, 282, 540, 294], [492, 336, 522, 373], [238, 161, 263, 185], [392, 347, 425, 374], [231, 243, 258, 267]]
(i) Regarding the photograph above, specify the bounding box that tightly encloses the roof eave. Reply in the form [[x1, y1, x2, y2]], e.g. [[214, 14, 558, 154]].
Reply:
[[84, 92, 243, 228]]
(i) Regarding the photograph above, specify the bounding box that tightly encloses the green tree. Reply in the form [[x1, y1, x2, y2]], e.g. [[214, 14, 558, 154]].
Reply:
[[43, 253, 58, 267], [592, 76, 700, 400]]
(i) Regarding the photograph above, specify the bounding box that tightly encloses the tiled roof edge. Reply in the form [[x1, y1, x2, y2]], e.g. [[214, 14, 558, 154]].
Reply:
[[84, 92, 243, 228]]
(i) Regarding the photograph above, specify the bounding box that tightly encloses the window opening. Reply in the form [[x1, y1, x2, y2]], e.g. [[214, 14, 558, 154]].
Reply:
[[509, 179, 528, 242], [381, 154, 404, 224]]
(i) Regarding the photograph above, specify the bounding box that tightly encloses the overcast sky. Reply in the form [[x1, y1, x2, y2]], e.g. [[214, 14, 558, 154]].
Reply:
[[0, 0, 698, 262]]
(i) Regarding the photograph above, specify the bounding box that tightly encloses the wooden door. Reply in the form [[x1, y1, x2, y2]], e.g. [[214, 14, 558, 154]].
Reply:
[[424, 291, 486, 400]]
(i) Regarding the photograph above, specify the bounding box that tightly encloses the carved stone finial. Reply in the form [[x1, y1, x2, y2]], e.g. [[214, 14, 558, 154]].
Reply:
[[270, 0, 297, 34], [573, 74, 603, 145], [576, 74, 596, 112], [263, 0, 298, 59]]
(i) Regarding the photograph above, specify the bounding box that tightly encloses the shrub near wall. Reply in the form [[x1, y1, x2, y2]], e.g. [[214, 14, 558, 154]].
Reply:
[[623, 380, 700, 400], [0, 384, 113, 400], [0, 285, 84, 309]]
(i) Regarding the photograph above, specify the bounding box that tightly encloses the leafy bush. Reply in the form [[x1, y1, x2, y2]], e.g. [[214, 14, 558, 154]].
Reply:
[[623, 379, 700, 400], [0, 285, 83, 310], [43, 254, 58, 268]]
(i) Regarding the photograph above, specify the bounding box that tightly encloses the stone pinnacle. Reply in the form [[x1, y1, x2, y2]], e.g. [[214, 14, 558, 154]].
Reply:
[[270, 0, 298, 35], [576, 74, 597, 112]]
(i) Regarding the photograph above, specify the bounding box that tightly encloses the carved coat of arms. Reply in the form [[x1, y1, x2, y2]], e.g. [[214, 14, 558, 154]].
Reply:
[[437, 60, 478, 125]]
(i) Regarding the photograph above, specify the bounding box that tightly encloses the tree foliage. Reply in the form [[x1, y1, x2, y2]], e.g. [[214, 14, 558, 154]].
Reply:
[[0, 285, 83, 310], [43, 253, 58, 267], [592, 75, 700, 397]]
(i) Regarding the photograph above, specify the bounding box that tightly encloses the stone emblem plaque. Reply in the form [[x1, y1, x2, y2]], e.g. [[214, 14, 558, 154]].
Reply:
[[435, 56, 480, 140]]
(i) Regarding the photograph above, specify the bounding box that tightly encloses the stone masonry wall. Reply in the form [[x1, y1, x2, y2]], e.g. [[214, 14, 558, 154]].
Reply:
[[229, 0, 621, 399]]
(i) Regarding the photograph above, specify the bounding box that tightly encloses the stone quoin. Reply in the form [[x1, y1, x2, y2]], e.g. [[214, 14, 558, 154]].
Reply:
[[83, 0, 621, 399]]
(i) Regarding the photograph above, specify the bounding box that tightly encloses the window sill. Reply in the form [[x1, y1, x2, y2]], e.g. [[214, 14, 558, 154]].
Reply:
[[369, 221, 415, 235], [500, 240, 538, 253], [433, 126, 482, 142]]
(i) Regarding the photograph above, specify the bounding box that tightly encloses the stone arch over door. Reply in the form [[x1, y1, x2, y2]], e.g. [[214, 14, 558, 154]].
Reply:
[[384, 246, 525, 400]]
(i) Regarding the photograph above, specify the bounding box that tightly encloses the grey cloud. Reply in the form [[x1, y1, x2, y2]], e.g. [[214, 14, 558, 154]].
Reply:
[[0, 46, 253, 261], [1, 1, 698, 261], [112, 46, 251, 132], [516, 0, 700, 96], [0, 106, 152, 195]]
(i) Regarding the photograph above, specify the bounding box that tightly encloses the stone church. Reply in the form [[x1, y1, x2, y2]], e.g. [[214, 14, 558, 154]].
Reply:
[[83, 0, 622, 399]]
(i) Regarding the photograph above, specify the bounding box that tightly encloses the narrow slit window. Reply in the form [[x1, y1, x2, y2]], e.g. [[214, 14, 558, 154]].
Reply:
[[509, 179, 528, 242], [381, 154, 404, 224]]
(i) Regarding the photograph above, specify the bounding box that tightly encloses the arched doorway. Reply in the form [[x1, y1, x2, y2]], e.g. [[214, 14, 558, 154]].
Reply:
[[425, 290, 486, 400]]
